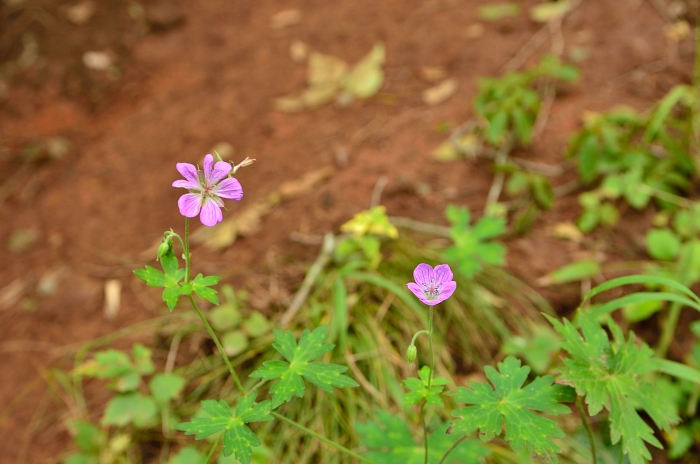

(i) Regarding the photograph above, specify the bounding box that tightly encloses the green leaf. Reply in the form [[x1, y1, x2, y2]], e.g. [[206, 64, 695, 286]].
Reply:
[[531, 175, 554, 210], [74, 344, 152, 392], [451, 356, 573, 463], [402, 366, 450, 408], [512, 107, 534, 145], [599, 202, 619, 226], [249, 326, 358, 408], [622, 299, 663, 323], [222, 330, 249, 356], [69, 420, 100, 453], [478, 3, 521, 21], [546, 312, 679, 464], [646, 228, 681, 261], [133, 252, 185, 310], [191, 273, 221, 305], [133, 266, 168, 287], [64, 453, 99, 464], [243, 312, 271, 338], [132, 343, 154, 375], [149, 373, 186, 405], [102, 393, 158, 428], [168, 446, 206, 464], [486, 110, 509, 144], [542, 259, 601, 285], [357, 411, 490, 463], [446, 206, 506, 278], [176, 394, 273, 464], [582, 274, 700, 307]]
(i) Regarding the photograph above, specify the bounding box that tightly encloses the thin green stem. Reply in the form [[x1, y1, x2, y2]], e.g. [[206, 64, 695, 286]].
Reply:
[[184, 218, 191, 283], [576, 396, 597, 464], [410, 330, 429, 346], [204, 434, 222, 464], [423, 306, 436, 464], [421, 402, 429, 464], [271, 412, 373, 464], [427, 307, 435, 388], [188, 294, 247, 395], [436, 435, 468, 464], [656, 301, 682, 358], [248, 378, 268, 394]]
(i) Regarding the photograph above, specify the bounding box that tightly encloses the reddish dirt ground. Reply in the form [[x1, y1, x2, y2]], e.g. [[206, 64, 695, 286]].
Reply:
[[0, 0, 695, 462]]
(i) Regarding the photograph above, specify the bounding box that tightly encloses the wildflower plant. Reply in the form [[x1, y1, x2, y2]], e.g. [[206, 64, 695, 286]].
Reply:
[[132, 154, 365, 464]]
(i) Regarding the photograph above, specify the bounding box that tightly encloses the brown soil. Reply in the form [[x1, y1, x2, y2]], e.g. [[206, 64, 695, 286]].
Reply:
[[0, 0, 695, 462]]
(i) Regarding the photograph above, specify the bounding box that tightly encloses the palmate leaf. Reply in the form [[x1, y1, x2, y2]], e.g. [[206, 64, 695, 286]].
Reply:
[[445, 205, 506, 278], [250, 325, 358, 408], [357, 411, 489, 464], [402, 366, 450, 408], [176, 393, 272, 464], [180, 273, 221, 305], [546, 312, 679, 464], [133, 252, 186, 310], [451, 356, 574, 464]]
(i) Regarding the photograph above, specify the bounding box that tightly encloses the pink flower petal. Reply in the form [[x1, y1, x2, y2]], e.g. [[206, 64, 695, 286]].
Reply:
[[433, 264, 453, 285], [202, 154, 214, 183], [172, 179, 200, 189], [413, 263, 434, 286], [200, 197, 223, 226], [213, 177, 243, 200], [432, 281, 456, 305], [407, 282, 431, 305], [178, 193, 203, 218], [209, 161, 232, 185], [176, 163, 199, 186]]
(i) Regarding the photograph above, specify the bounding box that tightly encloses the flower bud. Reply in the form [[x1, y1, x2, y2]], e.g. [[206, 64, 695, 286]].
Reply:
[[157, 237, 173, 261], [406, 344, 417, 365]]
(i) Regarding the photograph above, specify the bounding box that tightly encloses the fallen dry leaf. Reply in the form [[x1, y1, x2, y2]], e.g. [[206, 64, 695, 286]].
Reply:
[[552, 221, 584, 242], [422, 78, 457, 106], [270, 9, 301, 29]]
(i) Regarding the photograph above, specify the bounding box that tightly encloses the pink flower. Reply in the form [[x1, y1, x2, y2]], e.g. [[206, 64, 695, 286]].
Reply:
[[407, 263, 457, 306], [172, 154, 243, 226]]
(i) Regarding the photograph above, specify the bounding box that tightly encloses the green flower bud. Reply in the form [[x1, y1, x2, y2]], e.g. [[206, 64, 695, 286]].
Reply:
[[406, 344, 417, 365], [157, 238, 173, 261]]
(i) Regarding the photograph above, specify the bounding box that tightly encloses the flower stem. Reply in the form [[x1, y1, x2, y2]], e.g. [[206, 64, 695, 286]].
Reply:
[[271, 412, 374, 464], [184, 218, 191, 283], [187, 294, 247, 396], [183, 217, 246, 396], [576, 396, 597, 464], [205, 434, 221, 464], [423, 306, 436, 464], [436, 435, 467, 464], [656, 301, 682, 358]]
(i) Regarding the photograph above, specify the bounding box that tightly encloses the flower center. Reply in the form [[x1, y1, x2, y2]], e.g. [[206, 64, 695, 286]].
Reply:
[[422, 280, 440, 300]]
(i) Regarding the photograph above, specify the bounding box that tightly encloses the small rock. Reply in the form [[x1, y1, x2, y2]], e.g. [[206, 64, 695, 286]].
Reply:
[[145, 1, 185, 32], [82, 51, 113, 70], [45, 137, 70, 160], [65, 1, 96, 25], [289, 39, 308, 63]]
